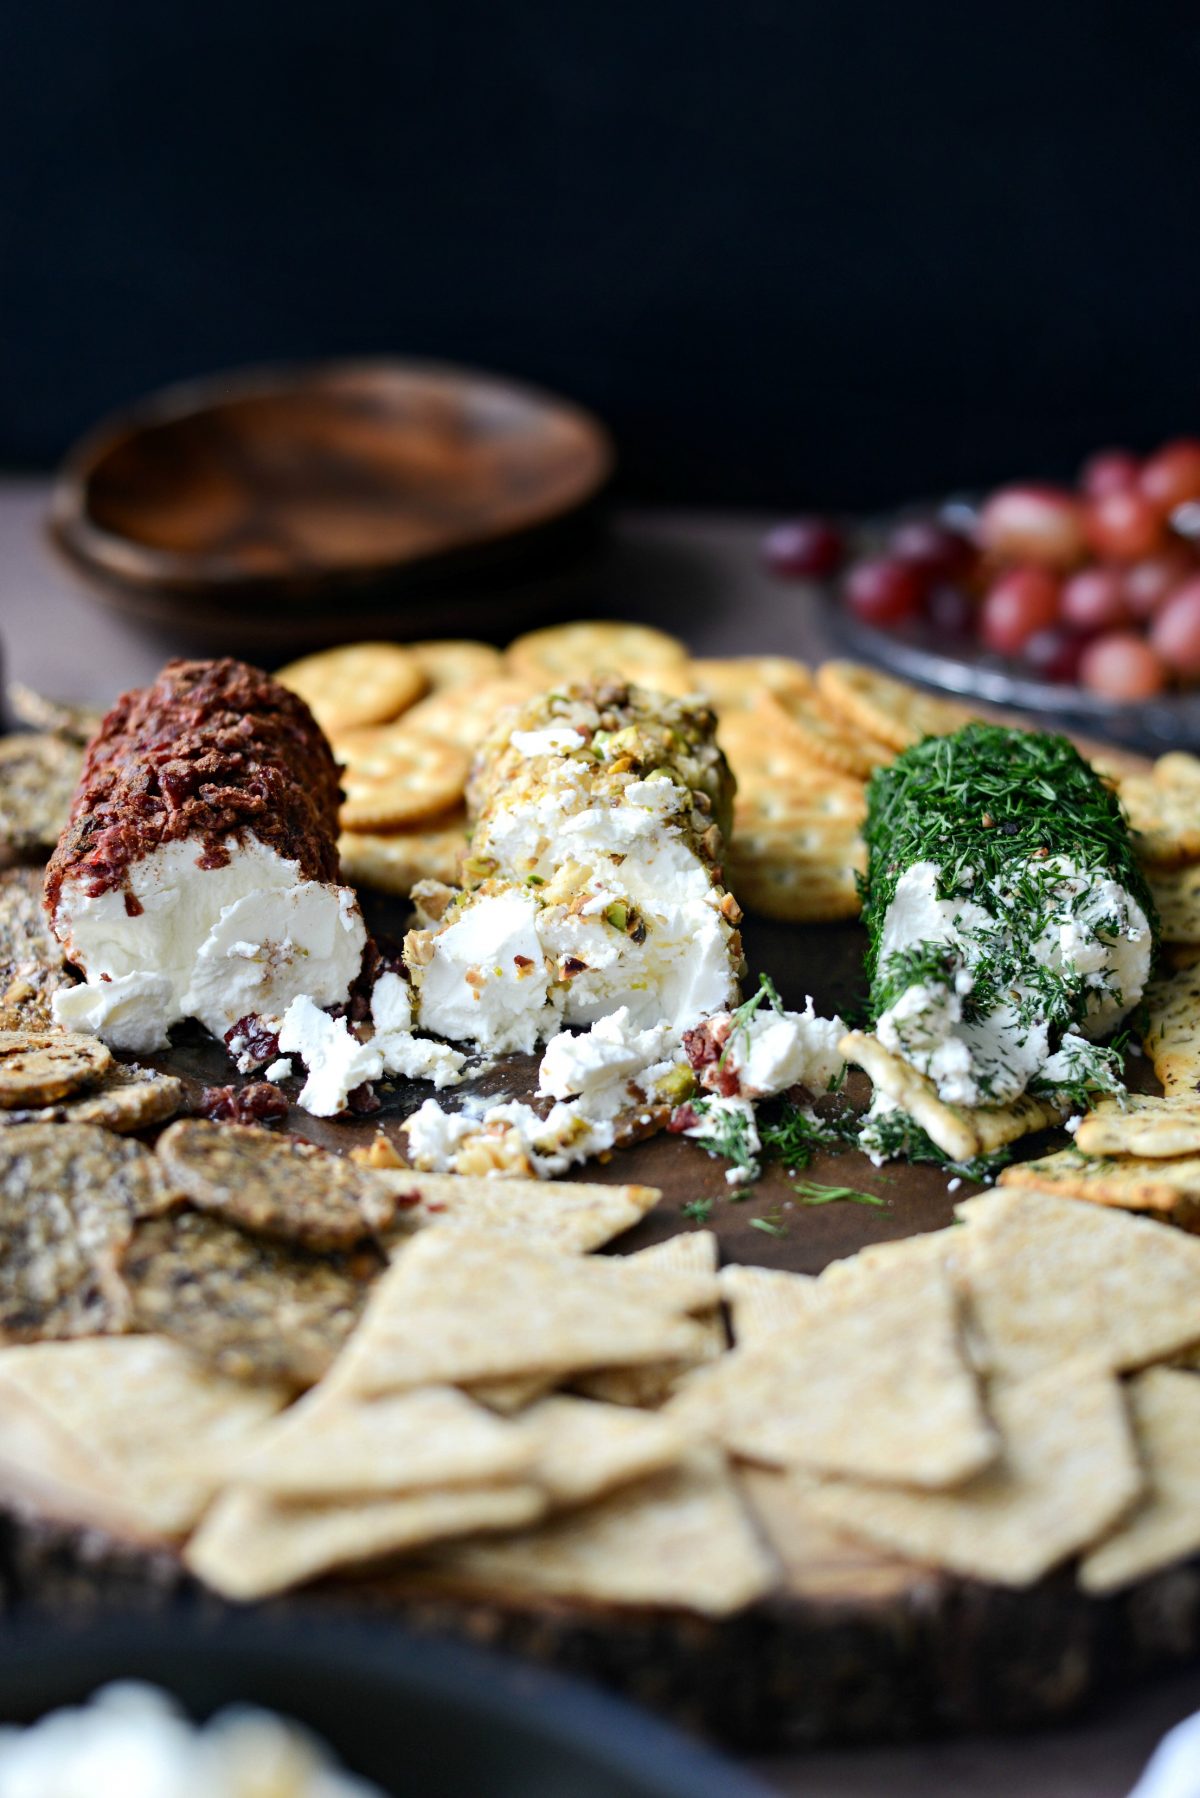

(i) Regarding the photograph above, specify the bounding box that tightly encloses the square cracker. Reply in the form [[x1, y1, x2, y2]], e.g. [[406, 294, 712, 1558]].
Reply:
[[668, 1252, 995, 1489], [228, 1384, 534, 1500], [717, 1263, 818, 1350], [336, 1228, 714, 1395], [1142, 964, 1200, 1096], [1074, 1095, 1200, 1160], [952, 1189, 1200, 1380], [186, 1479, 545, 1601], [516, 1395, 691, 1508], [416, 1447, 777, 1617], [806, 1359, 1141, 1588], [574, 1233, 726, 1407], [0, 1336, 286, 1537], [1080, 1368, 1200, 1594], [377, 1171, 660, 1256], [998, 1146, 1200, 1227], [840, 1031, 1066, 1163]]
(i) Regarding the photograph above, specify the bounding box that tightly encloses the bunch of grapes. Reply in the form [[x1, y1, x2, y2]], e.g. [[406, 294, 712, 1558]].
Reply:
[[766, 438, 1200, 701]]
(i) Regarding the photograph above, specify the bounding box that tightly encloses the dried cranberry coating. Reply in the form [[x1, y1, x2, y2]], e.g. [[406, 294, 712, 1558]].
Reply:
[[199, 1082, 290, 1125], [45, 658, 344, 914]]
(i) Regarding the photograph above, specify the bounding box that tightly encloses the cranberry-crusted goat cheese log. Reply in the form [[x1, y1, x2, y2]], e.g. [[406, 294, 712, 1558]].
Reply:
[[404, 678, 745, 1054], [45, 658, 367, 1052]]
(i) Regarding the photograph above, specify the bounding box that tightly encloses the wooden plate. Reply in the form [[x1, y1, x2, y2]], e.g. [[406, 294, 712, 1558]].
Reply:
[[12, 898, 1199, 1750], [48, 361, 613, 649]]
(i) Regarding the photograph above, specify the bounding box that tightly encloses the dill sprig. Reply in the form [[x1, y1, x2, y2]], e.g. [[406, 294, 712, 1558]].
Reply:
[[718, 973, 786, 1069], [759, 1098, 856, 1171], [790, 1180, 886, 1208]]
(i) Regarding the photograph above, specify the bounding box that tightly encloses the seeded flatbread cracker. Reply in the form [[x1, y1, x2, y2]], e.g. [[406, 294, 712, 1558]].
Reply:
[[816, 661, 977, 752], [953, 1188, 1200, 1380], [5, 684, 104, 745], [187, 1478, 545, 1602], [0, 1029, 111, 1109], [396, 677, 539, 754], [408, 641, 505, 691], [417, 1447, 776, 1617], [1142, 963, 1200, 1096], [1079, 1368, 1200, 1593], [1074, 1095, 1200, 1160], [0, 1122, 170, 1341], [0, 1061, 184, 1134], [230, 1384, 534, 1500], [516, 1395, 691, 1508], [338, 811, 468, 895], [1145, 863, 1200, 945], [573, 1232, 726, 1406], [840, 1030, 1066, 1162], [718, 1263, 818, 1350], [156, 1120, 396, 1252], [670, 1253, 994, 1489], [334, 726, 470, 830], [275, 643, 427, 735], [337, 1227, 713, 1396], [0, 867, 76, 1031], [123, 1211, 381, 1388], [1120, 753, 1200, 866], [0, 1336, 286, 1537], [998, 1145, 1200, 1227], [0, 732, 83, 851], [506, 621, 689, 687], [377, 1169, 660, 1255], [806, 1359, 1141, 1588]]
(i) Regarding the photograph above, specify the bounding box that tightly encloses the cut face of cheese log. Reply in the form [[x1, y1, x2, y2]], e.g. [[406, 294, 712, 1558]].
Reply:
[[858, 724, 1155, 1119], [44, 658, 367, 1053], [403, 678, 745, 1055]]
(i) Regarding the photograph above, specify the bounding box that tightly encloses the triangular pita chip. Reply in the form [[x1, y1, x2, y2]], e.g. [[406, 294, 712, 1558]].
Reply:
[[999, 1146, 1200, 1226], [840, 1031, 1066, 1162], [1075, 1095, 1200, 1160], [378, 1171, 659, 1255], [718, 1263, 817, 1350], [574, 1233, 726, 1406], [806, 1359, 1141, 1588], [516, 1395, 691, 1508], [1080, 1368, 1200, 1594]]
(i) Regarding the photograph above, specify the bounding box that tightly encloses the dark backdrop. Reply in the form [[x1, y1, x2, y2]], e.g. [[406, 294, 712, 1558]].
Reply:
[[4, 0, 1200, 506]]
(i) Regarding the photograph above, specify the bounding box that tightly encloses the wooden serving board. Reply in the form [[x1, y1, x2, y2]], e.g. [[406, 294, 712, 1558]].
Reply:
[[5, 898, 1199, 1749]]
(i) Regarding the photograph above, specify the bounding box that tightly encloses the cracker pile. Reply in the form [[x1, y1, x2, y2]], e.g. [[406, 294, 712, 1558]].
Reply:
[[276, 631, 977, 923]]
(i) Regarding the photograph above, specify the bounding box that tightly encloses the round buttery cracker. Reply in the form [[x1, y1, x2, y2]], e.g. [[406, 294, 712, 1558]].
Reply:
[[339, 810, 469, 895], [408, 640, 505, 691], [506, 621, 689, 686], [816, 661, 977, 752], [275, 643, 428, 735], [156, 1118, 398, 1252], [0, 1029, 112, 1109], [0, 732, 83, 851], [689, 656, 813, 715], [397, 677, 539, 754], [334, 726, 470, 829]]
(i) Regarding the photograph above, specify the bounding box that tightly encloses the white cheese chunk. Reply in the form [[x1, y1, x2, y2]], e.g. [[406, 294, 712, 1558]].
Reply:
[[52, 839, 366, 1050], [727, 1000, 847, 1098], [538, 1007, 680, 1101], [414, 889, 553, 1055], [509, 725, 587, 756], [278, 996, 384, 1118], [53, 971, 176, 1055]]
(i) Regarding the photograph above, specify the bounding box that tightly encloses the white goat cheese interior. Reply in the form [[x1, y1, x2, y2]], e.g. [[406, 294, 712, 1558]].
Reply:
[[52, 838, 367, 1054], [874, 856, 1152, 1107], [277, 974, 467, 1118], [410, 769, 737, 1055]]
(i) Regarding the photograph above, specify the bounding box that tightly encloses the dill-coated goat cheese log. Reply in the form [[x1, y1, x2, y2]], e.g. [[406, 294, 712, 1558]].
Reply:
[[46, 657, 367, 1053], [860, 723, 1156, 1109], [404, 676, 745, 1054]]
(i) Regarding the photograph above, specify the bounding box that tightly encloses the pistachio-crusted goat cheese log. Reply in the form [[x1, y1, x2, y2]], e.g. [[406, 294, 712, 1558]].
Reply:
[[46, 658, 367, 1053], [404, 678, 745, 1054], [860, 723, 1156, 1118]]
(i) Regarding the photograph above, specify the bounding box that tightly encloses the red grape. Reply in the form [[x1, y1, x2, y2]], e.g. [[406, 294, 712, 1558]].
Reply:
[[1078, 633, 1167, 700], [843, 557, 925, 626], [1122, 546, 1194, 619], [1059, 566, 1129, 633], [1150, 578, 1200, 676], [1140, 439, 1200, 517], [1080, 448, 1140, 499], [980, 568, 1061, 654], [1084, 488, 1163, 561], [978, 485, 1084, 569], [888, 519, 975, 581], [1022, 628, 1086, 683], [923, 584, 976, 638], [764, 517, 845, 579]]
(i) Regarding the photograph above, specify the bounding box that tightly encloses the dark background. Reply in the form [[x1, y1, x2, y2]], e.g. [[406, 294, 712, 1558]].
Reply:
[[4, 0, 1200, 507]]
